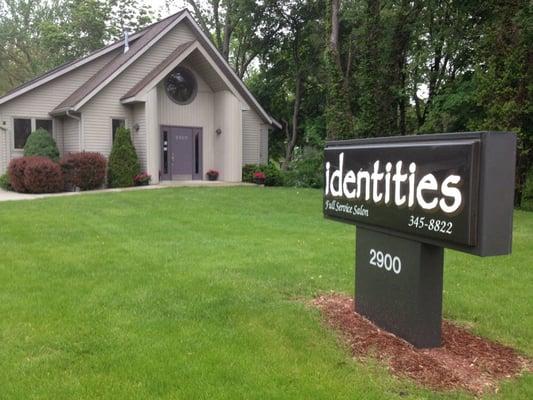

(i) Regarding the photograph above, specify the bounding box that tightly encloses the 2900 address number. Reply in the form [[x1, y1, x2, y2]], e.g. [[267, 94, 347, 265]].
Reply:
[[369, 249, 401, 274]]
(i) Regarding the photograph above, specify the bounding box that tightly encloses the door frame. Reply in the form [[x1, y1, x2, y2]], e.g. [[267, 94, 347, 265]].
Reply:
[[160, 125, 203, 181]]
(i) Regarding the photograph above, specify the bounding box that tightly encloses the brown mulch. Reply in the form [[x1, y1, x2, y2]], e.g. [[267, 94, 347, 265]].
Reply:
[[312, 293, 531, 395]]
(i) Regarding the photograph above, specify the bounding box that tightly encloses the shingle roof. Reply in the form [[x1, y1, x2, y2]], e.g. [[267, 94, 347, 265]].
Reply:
[[51, 10, 186, 113], [0, 13, 176, 101], [121, 40, 195, 100]]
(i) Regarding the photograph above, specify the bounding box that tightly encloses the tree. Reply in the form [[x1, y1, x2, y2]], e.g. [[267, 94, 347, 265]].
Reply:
[[325, 0, 354, 140], [107, 127, 140, 188]]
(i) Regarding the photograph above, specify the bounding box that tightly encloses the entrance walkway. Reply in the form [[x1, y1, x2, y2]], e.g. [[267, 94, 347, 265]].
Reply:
[[0, 181, 252, 203]]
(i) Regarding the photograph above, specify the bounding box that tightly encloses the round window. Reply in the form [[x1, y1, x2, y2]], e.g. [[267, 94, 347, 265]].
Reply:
[[164, 67, 197, 104]]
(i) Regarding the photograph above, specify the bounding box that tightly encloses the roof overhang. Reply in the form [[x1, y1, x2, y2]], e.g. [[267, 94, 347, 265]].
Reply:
[[0, 32, 146, 106]]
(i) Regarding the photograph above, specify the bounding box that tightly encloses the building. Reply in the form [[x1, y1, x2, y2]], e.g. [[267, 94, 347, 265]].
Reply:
[[0, 10, 279, 183]]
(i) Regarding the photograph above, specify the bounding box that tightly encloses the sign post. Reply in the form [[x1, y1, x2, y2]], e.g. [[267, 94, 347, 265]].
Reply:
[[324, 132, 516, 348]]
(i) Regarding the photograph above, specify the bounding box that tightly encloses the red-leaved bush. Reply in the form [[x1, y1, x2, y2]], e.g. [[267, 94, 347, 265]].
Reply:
[[15, 156, 63, 193], [8, 157, 31, 193], [61, 152, 107, 191]]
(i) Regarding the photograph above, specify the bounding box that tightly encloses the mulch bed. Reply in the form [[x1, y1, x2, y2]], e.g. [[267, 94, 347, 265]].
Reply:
[[312, 293, 531, 395]]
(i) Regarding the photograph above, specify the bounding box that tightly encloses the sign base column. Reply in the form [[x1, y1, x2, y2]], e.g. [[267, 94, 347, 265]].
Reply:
[[355, 227, 444, 348]]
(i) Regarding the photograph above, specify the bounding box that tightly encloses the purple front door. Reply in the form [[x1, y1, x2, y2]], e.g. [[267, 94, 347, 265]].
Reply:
[[160, 126, 202, 180]]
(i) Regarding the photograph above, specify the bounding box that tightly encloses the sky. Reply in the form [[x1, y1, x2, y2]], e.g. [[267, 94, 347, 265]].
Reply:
[[150, 0, 196, 18]]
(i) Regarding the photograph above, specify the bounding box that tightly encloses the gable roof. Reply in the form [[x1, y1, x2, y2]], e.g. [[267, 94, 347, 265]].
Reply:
[[0, 9, 279, 128], [0, 12, 181, 105], [121, 41, 196, 100], [52, 10, 187, 114]]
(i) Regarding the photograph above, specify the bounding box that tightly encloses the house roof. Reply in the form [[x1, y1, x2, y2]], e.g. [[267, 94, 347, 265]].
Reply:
[[52, 10, 187, 114], [0, 9, 280, 128], [121, 40, 195, 100], [0, 12, 179, 104]]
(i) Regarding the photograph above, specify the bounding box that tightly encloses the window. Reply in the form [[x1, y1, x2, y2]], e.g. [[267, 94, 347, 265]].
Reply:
[[112, 119, 125, 143], [36, 119, 53, 135], [14, 118, 31, 149], [164, 67, 197, 105]]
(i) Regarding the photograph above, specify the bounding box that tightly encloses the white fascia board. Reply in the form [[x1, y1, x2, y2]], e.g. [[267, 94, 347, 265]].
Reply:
[[73, 12, 187, 112], [123, 42, 199, 104], [182, 11, 281, 129], [0, 33, 144, 106]]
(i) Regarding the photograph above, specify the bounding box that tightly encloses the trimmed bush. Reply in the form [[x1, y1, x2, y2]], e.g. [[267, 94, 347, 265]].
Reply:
[[61, 152, 107, 191], [107, 127, 140, 188], [0, 173, 12, 191], [8, 157, 31, 193], [23, 129, 60, 161]]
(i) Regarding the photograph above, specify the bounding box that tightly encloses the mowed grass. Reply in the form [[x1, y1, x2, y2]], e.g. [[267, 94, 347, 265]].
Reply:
[[0, 187, 531, 400]]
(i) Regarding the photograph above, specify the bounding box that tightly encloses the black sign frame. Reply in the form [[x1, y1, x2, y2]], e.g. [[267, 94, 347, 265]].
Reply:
[[324, 132, 516, 256]]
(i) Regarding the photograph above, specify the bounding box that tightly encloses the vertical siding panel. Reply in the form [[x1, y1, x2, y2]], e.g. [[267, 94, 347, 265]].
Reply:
[[132, 103, 147, 171], [63, 117, 80, 154], [242, 110, 262, 165], [260, 125, 269, 164], [0, 129, 7, 174]]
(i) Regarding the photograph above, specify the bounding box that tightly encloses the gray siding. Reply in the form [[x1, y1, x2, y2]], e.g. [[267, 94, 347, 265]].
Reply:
[[132, 103, 147, 172], [63, 116, 80, 154], [0, 129, 7, 174], [260, 125, 269, 164], [81, 22, 196, 156], [242, 110, 262, 165], [0, 49, 120, 164]]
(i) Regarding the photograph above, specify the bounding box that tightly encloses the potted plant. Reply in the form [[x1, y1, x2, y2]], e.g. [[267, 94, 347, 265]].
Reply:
[[253, 171, 266, 185], [134, 172, 151, 186], [206, 169, 219, 181]]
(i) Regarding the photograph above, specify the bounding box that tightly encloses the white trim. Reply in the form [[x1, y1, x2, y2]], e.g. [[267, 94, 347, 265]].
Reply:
[[0, 32, 146, 106], [121, 42, 250, 111], [181, 11, 281, 129], [121, 42, 198, 104], [73, 13, 188, 112]]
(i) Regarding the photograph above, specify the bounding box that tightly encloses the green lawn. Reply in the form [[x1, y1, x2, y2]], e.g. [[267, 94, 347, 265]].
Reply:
[[0, 187, 531, 399]]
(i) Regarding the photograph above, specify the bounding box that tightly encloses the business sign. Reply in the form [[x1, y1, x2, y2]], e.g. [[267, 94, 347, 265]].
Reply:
[[324, 132, 516, 256], [324, 132, 516, 348]]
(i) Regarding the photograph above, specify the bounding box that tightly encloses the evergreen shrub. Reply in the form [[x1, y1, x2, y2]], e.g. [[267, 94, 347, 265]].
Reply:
[[107, 127, 140, 188], [23, 129, 60, 161]]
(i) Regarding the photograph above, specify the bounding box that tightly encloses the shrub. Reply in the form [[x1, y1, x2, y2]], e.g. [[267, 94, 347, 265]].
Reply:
[[107, 127, 140, 188], [61, 152, 107, 191], [284, 148, 324, 188], [8, 157, 31, 193], [263, 164, 284, 187], [134, 172, 151, 186], [242, 163, 285, 186], [24, 157, 63, 193], [253, 171, 266, 184], [242, 164, 260, 183], [0, 173, 12, 191], [23, 129, 60, 161]]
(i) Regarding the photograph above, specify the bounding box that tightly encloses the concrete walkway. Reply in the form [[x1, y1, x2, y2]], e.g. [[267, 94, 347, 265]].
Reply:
[[0, 181, 252, 202]]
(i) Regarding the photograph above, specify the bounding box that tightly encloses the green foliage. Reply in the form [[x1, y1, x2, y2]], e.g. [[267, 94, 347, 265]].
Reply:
[[23, 129, 60, 161], [242, 163, 284, 187], [0, 188, 532, 397], [522, 169, 533, 211], [0, 0, 155, 96], [107, 127, 140, 188], [0, 173, 12, 191], [284, 147, 324, 189]]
